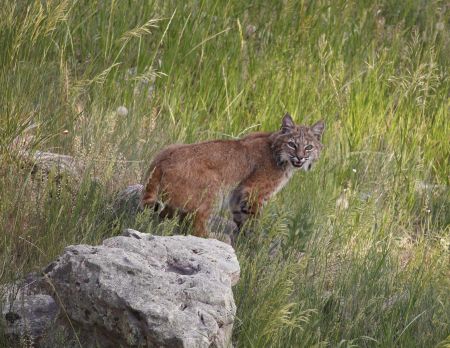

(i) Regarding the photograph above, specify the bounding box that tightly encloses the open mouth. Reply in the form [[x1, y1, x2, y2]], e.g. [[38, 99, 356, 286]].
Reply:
[[291, 160, 303, 168], [290, 156, 306, 168]]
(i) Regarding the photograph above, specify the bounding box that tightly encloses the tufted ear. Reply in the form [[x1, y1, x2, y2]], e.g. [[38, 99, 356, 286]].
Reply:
[[311, 120, 325, 140], [281, 113, 295, 133]]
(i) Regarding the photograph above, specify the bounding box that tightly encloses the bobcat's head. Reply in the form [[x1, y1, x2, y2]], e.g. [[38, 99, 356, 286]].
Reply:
[[272, 113, 325, 171]]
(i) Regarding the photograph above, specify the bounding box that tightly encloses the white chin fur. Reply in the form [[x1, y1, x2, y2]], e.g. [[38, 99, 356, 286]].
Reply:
[[302, 160, 313, 172]]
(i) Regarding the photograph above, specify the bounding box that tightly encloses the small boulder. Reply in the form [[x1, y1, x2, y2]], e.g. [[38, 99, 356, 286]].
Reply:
[[112, 184, 144, 217], [1, 274, 58, 345], [44, 230, 240, 347]]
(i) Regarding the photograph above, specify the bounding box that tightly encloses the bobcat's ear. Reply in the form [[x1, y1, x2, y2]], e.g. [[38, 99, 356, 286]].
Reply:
[[311, 120, 325, 140], [281, 113, 295, 133]]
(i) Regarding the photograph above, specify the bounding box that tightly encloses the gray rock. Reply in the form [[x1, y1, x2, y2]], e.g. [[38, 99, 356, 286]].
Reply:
[[44, 230, 240, 347], [2, 294, 58, 342], [31, 151, 83, 181], [207, 215, 237, 246], [112, 184, 144, 217], [1, 274, 58, 345]]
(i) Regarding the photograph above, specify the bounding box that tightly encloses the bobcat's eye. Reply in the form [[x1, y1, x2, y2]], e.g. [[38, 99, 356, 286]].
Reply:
[[305, 144, 313, 151], [287, 141, 297, 150]]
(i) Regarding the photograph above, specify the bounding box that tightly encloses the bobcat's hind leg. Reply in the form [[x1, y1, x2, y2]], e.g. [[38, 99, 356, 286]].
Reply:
[[140, 165, 162, 211]]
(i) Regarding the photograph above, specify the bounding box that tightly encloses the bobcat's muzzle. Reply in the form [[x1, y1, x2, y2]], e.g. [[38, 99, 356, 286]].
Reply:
[[290, 155, 309, 168]]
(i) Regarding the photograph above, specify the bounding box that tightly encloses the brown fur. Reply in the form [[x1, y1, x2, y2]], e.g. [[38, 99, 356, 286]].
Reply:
[[140, 114, 325, 237]]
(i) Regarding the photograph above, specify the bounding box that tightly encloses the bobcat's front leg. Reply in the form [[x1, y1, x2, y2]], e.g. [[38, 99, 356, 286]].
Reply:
[[192, 210, 209, 238], [229, 187, 261, 231]]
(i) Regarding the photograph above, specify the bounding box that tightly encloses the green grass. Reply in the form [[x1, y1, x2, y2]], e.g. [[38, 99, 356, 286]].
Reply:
[[1, 0, 449, 347]]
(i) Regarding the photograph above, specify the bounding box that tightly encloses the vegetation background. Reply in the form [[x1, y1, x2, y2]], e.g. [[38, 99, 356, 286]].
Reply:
[[0, 0, 449, 346]]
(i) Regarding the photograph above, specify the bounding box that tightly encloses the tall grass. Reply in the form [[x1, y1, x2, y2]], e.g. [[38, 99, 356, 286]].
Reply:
[[1, 0, 449, 346]]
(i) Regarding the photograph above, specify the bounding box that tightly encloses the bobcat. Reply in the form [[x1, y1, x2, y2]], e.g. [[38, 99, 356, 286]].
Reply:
[[140, 113, 324, 237]]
